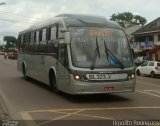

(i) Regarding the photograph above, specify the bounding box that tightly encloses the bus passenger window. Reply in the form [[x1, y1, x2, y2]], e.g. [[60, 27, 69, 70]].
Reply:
[[48, 41, 58, 53], [51, 26, 57, 40], [23, 34, 28, 52], [34, 31, 36, 42], [20, 35, 23, 52], [36, 31, 39, 42], [31, 32, 34, 42], [39, 29, 42, 41], [34, 31, 40, 52], [46, 27, 51, 40], [59, 44, 65, 64], [48, 26, 58, 53], [28, 33, 34, 53], [40, 42, 47, 53], [58, 26, 64, 39], [42, 29, 46, 41]]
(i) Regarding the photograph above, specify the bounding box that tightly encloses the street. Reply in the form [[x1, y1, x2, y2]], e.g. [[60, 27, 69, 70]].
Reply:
[[0, 55, 160, 126]]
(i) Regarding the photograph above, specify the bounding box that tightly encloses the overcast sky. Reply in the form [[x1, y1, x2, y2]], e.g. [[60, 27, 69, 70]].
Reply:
[[0, 0, 160, 43]]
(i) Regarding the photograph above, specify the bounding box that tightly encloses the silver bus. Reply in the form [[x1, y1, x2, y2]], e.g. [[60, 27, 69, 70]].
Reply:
[[17, 14, 136, 94]]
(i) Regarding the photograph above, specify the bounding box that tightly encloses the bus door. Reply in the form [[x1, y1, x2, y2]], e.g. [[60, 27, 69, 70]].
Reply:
[[57, 41, 70, 92]]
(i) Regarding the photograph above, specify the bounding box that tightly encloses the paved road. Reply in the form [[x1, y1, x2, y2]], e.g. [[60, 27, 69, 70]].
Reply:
[[0, 55, 160, 126]]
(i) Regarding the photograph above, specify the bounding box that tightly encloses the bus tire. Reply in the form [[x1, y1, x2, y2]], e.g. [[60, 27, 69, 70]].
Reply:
[[49, 70, 60, 93], [22, 63, 28, 80], [136, 70, 140, 76]]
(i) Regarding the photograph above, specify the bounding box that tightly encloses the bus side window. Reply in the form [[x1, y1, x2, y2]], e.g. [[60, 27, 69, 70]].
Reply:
[[40, 29, 47, 53], [34, 31, 39, 53], [51, 26, 57, 40], [59, 44, 67, 65], [28, 32, 34, 53], [23, 34, 28, 53], [39, 29, 42, 41], [58, 24, 65, 39], [46, 27, 51, 40], [18, 35, 21, 52], [48, 26, 57, 53], [42, 29, 46, 41], [26, 33, 30, 52], [20, 35, 24, 52], [34, 31, 36, 42], [58, 24, 66, 64]]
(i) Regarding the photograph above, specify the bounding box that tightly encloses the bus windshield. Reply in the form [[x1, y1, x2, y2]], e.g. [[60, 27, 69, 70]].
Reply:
[[70, 27, 133, 68]]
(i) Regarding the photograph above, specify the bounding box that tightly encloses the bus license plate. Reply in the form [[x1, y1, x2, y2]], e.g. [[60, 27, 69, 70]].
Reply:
[[104, 87, 114, 91], [86, 74, 112, 80]]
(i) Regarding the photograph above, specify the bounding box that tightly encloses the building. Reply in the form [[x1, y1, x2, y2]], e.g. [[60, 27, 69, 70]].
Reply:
[[132, 17, 160, 61], [124, 25, 141, 42]]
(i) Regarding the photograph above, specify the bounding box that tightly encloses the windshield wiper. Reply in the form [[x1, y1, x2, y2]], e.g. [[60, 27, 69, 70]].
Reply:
[[104, 40, 124, 69], [90, 37, 100, 70]]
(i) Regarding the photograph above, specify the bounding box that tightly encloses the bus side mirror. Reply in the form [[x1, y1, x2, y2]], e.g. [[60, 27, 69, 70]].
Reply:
[[65, 31, 70, 44]]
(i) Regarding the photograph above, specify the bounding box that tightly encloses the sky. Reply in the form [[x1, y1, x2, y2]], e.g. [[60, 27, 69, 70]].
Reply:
[[0, 0, 160, 44]]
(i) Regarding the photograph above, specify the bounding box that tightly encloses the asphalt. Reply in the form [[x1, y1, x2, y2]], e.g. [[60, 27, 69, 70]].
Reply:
[[0, 93, 10, 120]]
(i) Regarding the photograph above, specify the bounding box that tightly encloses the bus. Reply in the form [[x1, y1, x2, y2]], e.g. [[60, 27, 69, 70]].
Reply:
[[17, 14, 136, 94]]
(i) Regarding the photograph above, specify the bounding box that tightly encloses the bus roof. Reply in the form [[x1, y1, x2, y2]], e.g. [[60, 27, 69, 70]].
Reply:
[[19, 14, 122, 34]]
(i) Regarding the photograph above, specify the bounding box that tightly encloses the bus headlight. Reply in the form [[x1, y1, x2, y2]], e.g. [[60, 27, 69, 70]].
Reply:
[[73, 74, 88, 81], [74, 75, 80, 80], [131, 74, 135, 79], [128, 74, 135, 80], [128, 69, 135, 80]]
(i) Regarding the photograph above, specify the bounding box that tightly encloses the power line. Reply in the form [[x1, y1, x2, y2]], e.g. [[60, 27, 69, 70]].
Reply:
[[0, 18, 35, 26], [0, 11, 51, 26], [0, 10, 46, 21]]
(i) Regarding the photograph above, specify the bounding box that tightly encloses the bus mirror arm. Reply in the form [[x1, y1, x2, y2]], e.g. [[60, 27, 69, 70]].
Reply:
[[64, 31, 70, 44]]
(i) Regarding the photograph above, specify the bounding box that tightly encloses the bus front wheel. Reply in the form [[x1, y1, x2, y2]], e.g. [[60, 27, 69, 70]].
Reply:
[[49, 71, 60, 93], [136, 70, 140, 76]]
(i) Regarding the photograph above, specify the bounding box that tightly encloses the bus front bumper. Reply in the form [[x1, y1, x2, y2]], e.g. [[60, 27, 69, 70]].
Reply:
[[69, 79, 136, 95]]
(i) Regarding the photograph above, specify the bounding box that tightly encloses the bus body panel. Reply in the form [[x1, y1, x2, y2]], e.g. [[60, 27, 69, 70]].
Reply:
[[67, 66, 135, 94], [57, 62, 70, 93], [69, 75, 135, 94], [17, 53, 71, 93]]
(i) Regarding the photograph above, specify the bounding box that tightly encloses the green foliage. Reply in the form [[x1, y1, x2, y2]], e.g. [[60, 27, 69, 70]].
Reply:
[[110, 12, 147, 28], [3, 36, 17, 49]]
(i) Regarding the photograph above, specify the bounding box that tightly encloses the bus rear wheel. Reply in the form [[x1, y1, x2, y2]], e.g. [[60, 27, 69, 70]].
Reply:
[[22, 64, 28, 80], [49, 71, 60, 93]]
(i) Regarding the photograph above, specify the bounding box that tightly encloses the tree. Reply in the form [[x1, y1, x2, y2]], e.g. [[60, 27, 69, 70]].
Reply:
[[3, 36, 17, 49], [133, 15, 147, 26], [110, 12, 147, 28]]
